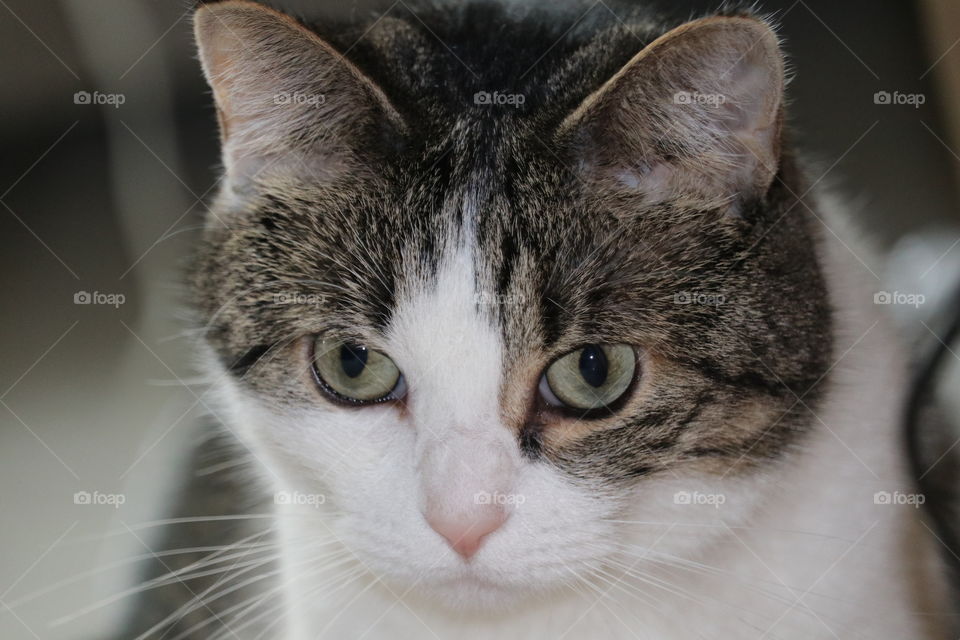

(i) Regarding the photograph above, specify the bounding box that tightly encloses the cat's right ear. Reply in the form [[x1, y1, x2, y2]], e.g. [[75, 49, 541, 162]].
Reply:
[[558, 16, 785, 214], [194, 1, 404, 191]]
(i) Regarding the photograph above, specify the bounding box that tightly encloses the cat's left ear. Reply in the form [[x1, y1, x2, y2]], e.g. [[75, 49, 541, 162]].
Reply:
[[559, 16, 785, 213], [194, 1, 404, 190]]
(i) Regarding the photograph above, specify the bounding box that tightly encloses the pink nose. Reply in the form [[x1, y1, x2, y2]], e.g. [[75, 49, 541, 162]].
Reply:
[[425, 506, 507, 560]]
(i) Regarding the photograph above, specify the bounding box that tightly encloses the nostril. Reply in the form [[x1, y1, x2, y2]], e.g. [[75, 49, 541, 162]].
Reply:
[[425, 506, 507, 560]]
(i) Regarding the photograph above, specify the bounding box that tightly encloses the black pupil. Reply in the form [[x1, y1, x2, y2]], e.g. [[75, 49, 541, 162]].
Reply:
[[340, 344, 368, 378], [578, 345, 608, 388]]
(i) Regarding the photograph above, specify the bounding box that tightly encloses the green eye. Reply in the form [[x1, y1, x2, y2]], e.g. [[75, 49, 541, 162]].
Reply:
[[311, 337, 404, 403], [541, 344, 637, 411]]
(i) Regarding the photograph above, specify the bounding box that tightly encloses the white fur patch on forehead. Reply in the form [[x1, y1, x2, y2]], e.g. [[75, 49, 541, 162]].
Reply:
[[386, 245, 523, 550], [386, 247, 505, 429]]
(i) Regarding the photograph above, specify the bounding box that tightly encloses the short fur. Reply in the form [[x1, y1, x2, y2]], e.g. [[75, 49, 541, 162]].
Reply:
[[118, 1, 955, 638]]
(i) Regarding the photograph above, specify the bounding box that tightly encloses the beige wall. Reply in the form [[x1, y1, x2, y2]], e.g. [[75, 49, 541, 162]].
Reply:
[[920, 0, 960, 199]]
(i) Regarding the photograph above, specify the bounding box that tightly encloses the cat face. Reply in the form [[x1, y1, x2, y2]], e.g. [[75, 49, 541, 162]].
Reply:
[[192, 1, 832, 609]]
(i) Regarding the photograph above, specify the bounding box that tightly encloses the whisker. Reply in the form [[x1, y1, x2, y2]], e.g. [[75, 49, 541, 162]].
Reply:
[[50, 550, 280, 628], [127, 556, 288, 640], [166, 551, 355, 640], [311, 567, 383, 638], [601, 519, 856, 543], [71, 511, 346, 544], [69, 516, 278, 543], [48, 529, 279, 626], [6, 539, 280, 609], [218, 563, 365, 640]]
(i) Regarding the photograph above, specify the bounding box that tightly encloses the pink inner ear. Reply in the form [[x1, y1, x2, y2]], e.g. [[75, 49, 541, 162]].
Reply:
[[718, 57, 779, 132], [194, 2, 407, 193], [561, 17, 784, 207]]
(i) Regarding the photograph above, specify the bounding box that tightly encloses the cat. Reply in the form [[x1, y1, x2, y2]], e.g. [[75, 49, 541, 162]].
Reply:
[[118, 0, 956, 637]]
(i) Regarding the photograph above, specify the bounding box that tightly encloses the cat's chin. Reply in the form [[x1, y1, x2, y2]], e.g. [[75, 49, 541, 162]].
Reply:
[[393, 571, 555, 613]]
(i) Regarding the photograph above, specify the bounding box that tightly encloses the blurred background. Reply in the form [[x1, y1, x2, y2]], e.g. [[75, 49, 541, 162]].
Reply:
[[1, 0, 959, 638]]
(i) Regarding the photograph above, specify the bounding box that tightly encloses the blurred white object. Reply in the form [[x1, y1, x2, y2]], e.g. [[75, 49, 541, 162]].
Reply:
[[885, 226, 960, 425]]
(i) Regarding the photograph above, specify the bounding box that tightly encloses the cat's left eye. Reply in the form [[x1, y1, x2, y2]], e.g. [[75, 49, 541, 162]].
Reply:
[[311, 337, 405, 404], [540, 344, 637, 411]]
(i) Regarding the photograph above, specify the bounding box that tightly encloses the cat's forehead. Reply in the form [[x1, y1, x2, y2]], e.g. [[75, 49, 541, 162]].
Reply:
[[227, 159, 695, 356]]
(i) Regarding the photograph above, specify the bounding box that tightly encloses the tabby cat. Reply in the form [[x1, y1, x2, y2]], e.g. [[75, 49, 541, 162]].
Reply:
[[121, 0, 955, 637]]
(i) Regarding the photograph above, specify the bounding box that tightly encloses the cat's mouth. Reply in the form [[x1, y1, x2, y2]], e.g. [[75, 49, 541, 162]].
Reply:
[[401, 570, 548, 611], [366, 551, 585, 612]]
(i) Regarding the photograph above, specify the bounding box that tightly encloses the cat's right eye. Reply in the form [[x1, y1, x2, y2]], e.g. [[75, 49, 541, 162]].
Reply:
[[311, 337, 405, 404], [540, 344, 637, 412]]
